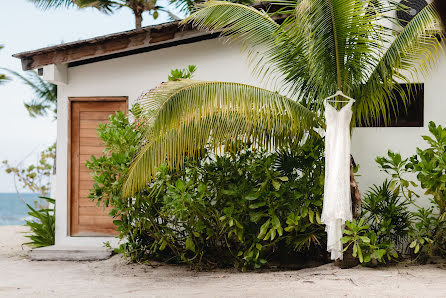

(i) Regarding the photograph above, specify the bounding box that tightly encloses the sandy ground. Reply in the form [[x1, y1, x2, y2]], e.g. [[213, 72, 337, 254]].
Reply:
[[0, 226, 445, 297]]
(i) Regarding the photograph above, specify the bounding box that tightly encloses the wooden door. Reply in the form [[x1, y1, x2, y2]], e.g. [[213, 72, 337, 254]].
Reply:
[[69, 97, 127, 236]]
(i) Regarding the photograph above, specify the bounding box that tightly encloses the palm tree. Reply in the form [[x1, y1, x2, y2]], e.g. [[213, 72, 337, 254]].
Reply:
[[2, 69, 57, 118], [28, 0, 180, 28], [75, 0, 179, 28], [117, 0, 443, 197]]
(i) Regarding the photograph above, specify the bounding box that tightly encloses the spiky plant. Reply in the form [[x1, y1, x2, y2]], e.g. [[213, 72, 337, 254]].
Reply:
[[123, 0, 444, 196]]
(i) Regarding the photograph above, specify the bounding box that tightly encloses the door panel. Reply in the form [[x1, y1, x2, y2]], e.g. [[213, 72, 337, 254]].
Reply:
[[70, 98, 127, 236]]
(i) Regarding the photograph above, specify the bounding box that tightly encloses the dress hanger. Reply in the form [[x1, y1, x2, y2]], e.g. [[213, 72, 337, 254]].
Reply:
[[324, 90, 356, 103]]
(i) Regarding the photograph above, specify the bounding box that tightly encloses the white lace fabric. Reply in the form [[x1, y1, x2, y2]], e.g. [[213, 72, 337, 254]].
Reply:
[[321, 99, 354, 260]]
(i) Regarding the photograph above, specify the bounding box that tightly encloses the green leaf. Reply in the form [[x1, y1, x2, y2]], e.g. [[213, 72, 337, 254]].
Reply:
[[272, 215, 280, 229], [276, 176, 288, 182], [249, 202, 266, 209], [340, 236, 351, 244], [258, 219, 271, 239], [316, 212, 321, 224], [357, 245, 363, 263], [360, 236, 370, 243], [185, 237, 195, 253], [308, 209, 314, 224], [272, 180, 280, 191], [414, 244, 420, 254]]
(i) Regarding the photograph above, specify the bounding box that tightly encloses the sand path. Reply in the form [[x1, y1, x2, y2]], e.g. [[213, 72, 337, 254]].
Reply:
[[0, 225, 445, 297]]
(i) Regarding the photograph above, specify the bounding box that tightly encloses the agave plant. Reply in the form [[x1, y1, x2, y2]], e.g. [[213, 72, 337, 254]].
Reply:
[[123, 0, 443, 196]]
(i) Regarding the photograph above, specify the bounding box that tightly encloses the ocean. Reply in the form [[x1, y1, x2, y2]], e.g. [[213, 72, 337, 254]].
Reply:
[[0, 193, 41, 226]]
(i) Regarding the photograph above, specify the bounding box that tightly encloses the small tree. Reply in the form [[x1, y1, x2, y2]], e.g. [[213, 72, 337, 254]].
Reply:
[[2, 144, 56, 197]]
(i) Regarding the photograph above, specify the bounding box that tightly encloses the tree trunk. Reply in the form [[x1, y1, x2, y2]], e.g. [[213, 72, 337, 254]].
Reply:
[[335, 155, 362, 269], [350, 155, 362, 219], [135, 12, 142, 29]]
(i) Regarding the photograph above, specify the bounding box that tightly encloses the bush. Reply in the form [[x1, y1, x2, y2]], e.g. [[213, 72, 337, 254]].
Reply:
[[344, 121, 446, 264], [87, 111, 327, 270]]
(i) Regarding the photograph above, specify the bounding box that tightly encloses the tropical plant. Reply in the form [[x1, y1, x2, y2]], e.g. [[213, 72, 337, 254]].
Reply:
[[412, 121, 446, 217], [168, 65, 196, 81], [376, 150, 420, 207], [370, 123, 446, 259], [23, 196, 55, 248], [361, 180, 411, 246], [341, 219, 398, 265], [1, 69, 57, 118], [123, 0, 444, 197]]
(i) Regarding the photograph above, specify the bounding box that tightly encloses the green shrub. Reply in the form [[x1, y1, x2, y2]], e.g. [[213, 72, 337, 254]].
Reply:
[[87, 111, 327, 270], [341, 218, 398, 264], [346, 121, 446, 263]]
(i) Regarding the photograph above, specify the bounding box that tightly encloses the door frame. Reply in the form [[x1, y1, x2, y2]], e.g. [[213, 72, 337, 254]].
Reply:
[[67, 96, 128, 236]]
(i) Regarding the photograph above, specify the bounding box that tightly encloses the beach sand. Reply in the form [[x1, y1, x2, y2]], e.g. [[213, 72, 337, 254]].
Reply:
[[1, 225, 445, 297]]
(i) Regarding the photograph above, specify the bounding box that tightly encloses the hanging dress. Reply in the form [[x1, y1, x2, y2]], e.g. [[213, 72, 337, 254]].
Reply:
[[321, 99, 354, 260]]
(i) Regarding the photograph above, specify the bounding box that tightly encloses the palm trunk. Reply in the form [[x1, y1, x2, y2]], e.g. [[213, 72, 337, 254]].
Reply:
[[350, 155, 361, 219], [336, 155, 362, 268], [135, 12, 142, 29]]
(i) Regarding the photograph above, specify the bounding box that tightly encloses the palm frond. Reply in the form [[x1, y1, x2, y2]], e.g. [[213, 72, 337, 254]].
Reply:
[[183, 2, 295, 88], [0, 45, 8, 85], [0, 74, 8, 85], [27, 0, 76, 9], [2, 69, 57, 118], [123, 80, 320, 196], [75, 0, 115, 13], [357, 3, 443, 126], [184, 1, 280, 48]]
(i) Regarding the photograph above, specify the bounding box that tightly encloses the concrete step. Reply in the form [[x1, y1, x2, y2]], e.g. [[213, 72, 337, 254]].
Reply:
[[29, 245, 113, 261]]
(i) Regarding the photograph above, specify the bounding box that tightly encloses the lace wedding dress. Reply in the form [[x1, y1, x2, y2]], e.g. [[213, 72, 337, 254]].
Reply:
[[321, 99, 354, 260]]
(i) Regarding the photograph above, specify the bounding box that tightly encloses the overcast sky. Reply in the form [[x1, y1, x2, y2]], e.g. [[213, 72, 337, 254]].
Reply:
[[0, 0, 180, 193]]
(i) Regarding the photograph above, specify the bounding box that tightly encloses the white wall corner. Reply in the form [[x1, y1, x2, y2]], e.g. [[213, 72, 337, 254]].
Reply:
[[43, 64, 68, 85]]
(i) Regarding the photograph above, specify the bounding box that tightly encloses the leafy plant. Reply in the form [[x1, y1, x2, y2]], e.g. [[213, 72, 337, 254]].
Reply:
[[168, 65, 196, 81], [87, 110, 327, 270], [341, 219, 398, 265], [23, 197, 55, 248], [368, 122, 446, 259], [376, 151, 419, 207], [412, 122, 446, 217]]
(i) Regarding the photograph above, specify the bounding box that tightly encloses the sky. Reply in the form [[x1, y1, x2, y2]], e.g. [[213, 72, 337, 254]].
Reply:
[[0, 0, 181, 193]]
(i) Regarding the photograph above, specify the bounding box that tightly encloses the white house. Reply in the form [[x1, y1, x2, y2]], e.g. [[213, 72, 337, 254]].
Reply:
[[13, 16, 446, 254]]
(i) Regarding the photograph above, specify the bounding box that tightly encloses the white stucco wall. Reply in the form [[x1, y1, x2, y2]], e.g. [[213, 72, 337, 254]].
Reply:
[[54, 37, 446, 246]]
